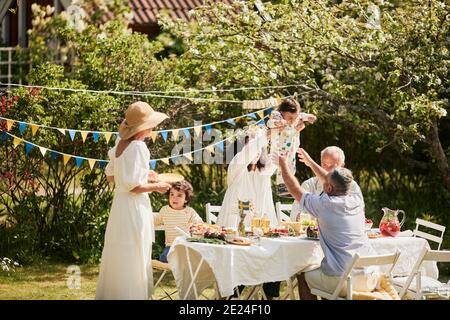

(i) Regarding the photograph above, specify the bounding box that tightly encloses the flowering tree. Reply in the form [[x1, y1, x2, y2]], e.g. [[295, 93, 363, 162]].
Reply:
[[162, 0, 450, 193]]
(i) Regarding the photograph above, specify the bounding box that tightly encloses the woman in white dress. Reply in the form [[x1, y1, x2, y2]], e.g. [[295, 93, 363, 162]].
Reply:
[[217, 127, 278, 228], [96, 101, 171, 300]]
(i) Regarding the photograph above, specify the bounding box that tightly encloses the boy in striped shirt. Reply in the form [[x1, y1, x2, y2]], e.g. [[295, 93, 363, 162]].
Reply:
[[153, 180, 203, 262]]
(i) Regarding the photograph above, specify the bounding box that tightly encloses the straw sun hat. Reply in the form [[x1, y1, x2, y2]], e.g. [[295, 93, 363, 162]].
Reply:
[[118, 101, 168, 140]]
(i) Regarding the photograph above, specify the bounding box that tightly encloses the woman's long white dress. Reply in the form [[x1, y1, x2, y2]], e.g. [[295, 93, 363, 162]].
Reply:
[[96, 140, 154, 300], [216, 132, 278, 228]]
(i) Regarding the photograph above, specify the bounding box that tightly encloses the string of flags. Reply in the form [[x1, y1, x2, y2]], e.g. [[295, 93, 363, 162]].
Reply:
[[0, 107, 272, 143], [0, 115, 268, 170]]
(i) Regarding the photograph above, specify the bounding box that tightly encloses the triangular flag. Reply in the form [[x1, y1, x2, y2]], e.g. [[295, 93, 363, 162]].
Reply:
[[150, 160, 157, 170], [104, 133, 112, 143], [257, 111, 265, 119], [267, 107, 273, 115], [80, 131, 89, 143], [161, 158, 170, 165], [25, 142, 33, 155], [193, 127, 202, 136], [206, 145, 215, 153], [257, 119, 266, 126], [30, 124, 39, 135], [75, 157, 84, 168], [171, 130, 179, 141], [88, 159, 96, 170], [39, 147, 47, 157], [149, 131, 157, 143], [63, 154, 71, 165], [226, 119, 236, 126], [93, 132, 100, 142], [205, 125, 212, 134], [68, 130, 76, 141], [6, 120, 14, 131], [50, 151, 59, 159], [57, 128, 66, 135], [183, 129, 190, 139], [13, 137, 21, 148], [19, 122, 27, 134], [161, 131, 168, 142], [248, 113, 257, 119], [184, 153, 193, 161], [98, 161, 108, 169]]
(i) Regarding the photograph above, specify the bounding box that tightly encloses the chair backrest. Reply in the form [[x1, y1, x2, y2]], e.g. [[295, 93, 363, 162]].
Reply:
[[413, 218, 446, 250], [275, 202, 293, 222], [398, 247, 450, 298], [331, 250, 401, 300], [205, 203, 221, 224]]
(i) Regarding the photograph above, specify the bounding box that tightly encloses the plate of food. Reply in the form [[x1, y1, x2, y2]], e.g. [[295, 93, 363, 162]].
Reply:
[[226, 238, 253, 246]]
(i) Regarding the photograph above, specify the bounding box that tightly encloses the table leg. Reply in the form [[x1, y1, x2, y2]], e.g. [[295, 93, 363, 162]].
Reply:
[[184, 246, 204, 300]]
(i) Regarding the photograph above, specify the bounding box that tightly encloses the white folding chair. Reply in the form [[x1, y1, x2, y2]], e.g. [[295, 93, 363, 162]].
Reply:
[[275, 201, 302, 299], [275, 202, 292, 222], [413, 218, 446, 250], [151, 226, 187, 300], [395, 247, 450, 300], [310, 251, 401, 300], [205, 203, 221, 224]]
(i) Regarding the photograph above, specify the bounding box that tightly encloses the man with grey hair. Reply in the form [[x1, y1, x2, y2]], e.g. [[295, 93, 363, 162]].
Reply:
[[290, 146, 363, 221], [274, 148, 377, 300]]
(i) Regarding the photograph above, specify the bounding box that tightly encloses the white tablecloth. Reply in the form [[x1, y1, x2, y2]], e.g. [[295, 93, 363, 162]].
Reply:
[[168, 235, 438, 299], [168, 236, 323, 299], [369, 236, 438, 279]]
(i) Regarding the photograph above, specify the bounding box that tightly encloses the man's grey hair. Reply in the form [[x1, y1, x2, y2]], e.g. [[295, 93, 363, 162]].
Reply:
[[321, 146, 345, 166], [329, 167, 353, 195]]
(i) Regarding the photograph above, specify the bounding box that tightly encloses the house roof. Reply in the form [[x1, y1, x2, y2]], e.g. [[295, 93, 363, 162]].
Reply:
[[129, 0, 234, 25]]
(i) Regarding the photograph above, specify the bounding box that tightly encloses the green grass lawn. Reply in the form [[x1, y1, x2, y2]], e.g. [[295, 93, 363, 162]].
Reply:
[[0, 263, 293, 300], [0, 263, 219, 300]]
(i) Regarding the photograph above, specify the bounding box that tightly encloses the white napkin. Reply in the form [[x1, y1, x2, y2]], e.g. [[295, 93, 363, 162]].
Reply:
[[397, 230, 413, 237]]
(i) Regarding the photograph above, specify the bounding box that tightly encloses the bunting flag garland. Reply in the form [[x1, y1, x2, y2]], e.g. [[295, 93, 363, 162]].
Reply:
[[0, 114, 269, 169], [0, 107, 273, 143]]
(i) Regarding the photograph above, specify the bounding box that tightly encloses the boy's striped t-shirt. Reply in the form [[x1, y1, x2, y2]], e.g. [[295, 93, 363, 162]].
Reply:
[[154, 205, 203, 245]]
